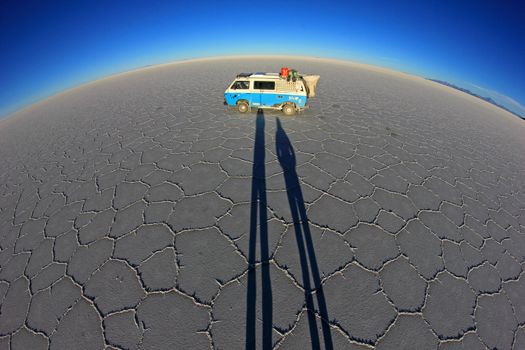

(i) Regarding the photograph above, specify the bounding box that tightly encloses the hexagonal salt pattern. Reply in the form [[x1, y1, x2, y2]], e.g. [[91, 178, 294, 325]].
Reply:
[[0, 57, 524, 349]]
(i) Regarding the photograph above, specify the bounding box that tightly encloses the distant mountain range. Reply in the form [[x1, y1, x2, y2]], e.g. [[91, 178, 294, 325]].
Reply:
[[427, 79, 524, 120]]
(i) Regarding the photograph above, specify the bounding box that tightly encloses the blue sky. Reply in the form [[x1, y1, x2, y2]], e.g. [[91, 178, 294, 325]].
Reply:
[[1, 0, 524, 118]]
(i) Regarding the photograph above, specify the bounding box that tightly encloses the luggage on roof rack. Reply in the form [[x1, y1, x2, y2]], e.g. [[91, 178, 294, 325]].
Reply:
[[236, 72, 252, 78], [287, 69, 299, 82]]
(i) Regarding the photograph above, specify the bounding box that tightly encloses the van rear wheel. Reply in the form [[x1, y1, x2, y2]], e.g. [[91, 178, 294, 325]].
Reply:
[[237, 101, 249, 113], [282, 104, 296, 116]]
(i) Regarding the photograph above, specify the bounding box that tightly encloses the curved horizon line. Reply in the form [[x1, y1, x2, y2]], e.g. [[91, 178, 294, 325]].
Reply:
[[1, 54, 520, 124], [0, 54, 421, 120]]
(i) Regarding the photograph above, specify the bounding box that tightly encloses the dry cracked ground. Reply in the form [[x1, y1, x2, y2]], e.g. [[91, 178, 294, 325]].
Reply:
[[0, 57, 525, 350]]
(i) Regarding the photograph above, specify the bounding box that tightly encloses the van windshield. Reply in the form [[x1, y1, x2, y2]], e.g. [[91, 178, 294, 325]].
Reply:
[[232, 81, 249, 89]]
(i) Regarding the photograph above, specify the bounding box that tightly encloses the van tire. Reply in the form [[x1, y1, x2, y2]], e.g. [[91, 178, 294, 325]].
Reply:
[[237, 101, 249, 113], [282, 104, 296, 116]]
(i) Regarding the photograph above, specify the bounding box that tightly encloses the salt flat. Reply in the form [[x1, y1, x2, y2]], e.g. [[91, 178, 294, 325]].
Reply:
[[0, 56, 524, 349]]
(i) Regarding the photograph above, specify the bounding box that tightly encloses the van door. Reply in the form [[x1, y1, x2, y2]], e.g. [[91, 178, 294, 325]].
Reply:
[[254, 81, 275, 107], [251, 81, 262, 107], [228, 80, 252, 106]]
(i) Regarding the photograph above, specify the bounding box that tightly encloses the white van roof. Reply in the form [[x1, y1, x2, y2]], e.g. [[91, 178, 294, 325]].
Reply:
[[236, 72, 281, 79]]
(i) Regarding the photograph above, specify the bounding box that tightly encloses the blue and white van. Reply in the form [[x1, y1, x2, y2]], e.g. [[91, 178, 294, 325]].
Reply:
[[224, 72, 319, 116]]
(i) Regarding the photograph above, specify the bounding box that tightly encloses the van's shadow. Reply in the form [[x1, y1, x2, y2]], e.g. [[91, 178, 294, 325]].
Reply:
[[245, 110, 333, 350]]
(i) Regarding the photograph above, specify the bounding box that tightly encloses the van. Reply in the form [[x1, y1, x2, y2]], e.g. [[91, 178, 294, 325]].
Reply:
[[224, 71, 320, 116]]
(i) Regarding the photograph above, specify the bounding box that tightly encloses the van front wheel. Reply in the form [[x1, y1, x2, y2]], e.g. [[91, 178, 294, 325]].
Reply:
[[237, 101, 249, 113], [282, 104, 296, 116]]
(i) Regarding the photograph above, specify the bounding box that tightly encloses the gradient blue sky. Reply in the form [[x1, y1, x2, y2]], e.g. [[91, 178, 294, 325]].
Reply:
[[1, 0, 524, 118]]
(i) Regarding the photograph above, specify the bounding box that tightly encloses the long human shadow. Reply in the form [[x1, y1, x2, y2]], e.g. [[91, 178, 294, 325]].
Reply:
[[275, 118, 334, 350], [246, 109, 273, 350]]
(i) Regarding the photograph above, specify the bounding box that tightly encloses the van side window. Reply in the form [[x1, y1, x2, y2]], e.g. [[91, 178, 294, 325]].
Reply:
[[232, 81, 250, 89], [254, 81, 275, 90]]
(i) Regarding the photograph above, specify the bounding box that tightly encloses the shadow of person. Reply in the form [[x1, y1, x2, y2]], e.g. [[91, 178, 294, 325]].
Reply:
[[246, 109, 273, 350], [275, 117, 334, 350]]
